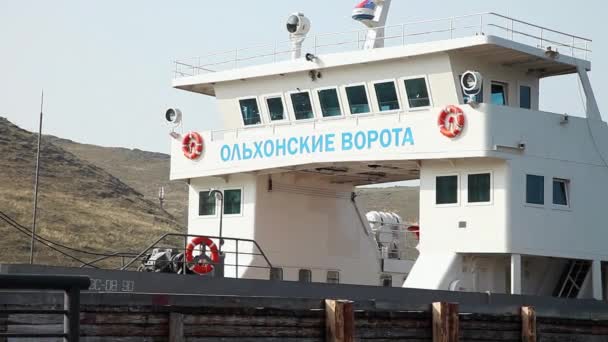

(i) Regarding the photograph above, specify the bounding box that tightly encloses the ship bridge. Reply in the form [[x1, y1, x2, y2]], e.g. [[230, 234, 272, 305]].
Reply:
[[168, 9, 608, 298]]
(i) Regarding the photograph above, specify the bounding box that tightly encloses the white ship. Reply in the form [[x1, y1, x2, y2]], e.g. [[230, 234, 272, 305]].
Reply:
[[167, 0, 606, 300]]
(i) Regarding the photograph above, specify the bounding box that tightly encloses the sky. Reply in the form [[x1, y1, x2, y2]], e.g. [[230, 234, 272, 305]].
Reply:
[[0, 1, 605, 154]]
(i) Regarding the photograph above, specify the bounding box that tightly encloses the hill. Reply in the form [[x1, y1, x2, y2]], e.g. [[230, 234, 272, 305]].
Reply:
[[355, 186, 419, 223], [47, 136, 188, 225], [0, 117, 183, 266]]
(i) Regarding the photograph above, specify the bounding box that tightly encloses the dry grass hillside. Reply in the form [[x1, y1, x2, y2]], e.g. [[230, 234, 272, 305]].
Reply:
[[0, 117, 183, 266], [47, 136, 188, 225]]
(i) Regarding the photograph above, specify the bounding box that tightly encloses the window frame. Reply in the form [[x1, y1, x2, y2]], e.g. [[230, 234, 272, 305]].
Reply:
[[287, 89, 316, 121], [380, 274, 392, 287], [314, 86, 345, 119], [465, 171, 493, 206], [326, 270, 340, 284], [298, 269, 312, 283], [343, 82, 373, 116], [198, 189, 218, 218], [372, 79, 402, 113], [525, 174, 545, 208], [435, 173, 460, 207], [262, 93, 289, 123], [401, 75, 433, 110], [552, 178, 571, 210], [490, 81, 509, 106], [237, 96, 264, 126], [269, 267, 284, 281], [222, 187, 244, 217], [518, 83, 533, 110]]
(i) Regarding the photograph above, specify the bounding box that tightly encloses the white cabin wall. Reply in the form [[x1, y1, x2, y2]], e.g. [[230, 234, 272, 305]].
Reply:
[[419, 158, 509, 255], [212, 53, 458, 129], [253, 173, 381, 285], [188, 174, 259, 279]]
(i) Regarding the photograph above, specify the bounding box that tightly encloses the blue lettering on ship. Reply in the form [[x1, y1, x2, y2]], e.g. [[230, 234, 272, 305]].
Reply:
[[220, 127, 414, 162]]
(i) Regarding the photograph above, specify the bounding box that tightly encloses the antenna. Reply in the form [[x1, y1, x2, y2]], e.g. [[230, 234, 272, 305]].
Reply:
[[29, 90, 44, 264]]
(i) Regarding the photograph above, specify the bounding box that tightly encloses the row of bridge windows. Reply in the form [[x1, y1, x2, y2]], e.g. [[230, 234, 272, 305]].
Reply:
[[238, 77, 432, 126]]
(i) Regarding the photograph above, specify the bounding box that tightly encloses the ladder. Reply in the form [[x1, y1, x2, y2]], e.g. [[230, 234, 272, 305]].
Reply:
[[555, 260, 591, 298]]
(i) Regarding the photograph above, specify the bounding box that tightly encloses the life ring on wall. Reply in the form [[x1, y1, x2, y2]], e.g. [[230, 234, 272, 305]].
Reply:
[[407, 225, 420, 239], [185, 236, 220, 274], [438, 105, 465, 138], [182, 132, 204, 160]]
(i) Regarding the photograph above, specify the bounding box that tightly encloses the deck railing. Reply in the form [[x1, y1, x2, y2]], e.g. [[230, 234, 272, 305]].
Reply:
[[174, 12, 592, 78], [0, 274, 90, 341]]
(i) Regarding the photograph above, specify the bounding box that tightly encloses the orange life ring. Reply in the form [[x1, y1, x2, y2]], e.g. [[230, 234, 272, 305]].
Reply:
[[182, 132, 203, 160], [438, 105, 465, 138], [185, 236, 220, 274]]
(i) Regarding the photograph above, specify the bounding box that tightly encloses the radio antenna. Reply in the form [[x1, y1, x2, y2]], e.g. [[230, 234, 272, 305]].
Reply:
[[29, 90, 44, 264]]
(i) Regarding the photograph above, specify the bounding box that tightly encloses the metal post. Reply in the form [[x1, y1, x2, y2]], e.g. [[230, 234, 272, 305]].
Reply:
[[63, 286, 80, 342], [450, 17, 454, 39], [235, 240, 239, 279], [234, 49, 238, 68], [540, 29, 544, 48], [29, 90, 44, 265], [209, 190, 224, 253], [402, 24, 405, 45]]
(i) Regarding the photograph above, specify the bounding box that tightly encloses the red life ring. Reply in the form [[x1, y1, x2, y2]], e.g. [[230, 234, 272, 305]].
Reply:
[[185, 236, 220, 274], [182, 132, 203, 160], [407, 225, 420, 239], [438, 105, 465, 138]]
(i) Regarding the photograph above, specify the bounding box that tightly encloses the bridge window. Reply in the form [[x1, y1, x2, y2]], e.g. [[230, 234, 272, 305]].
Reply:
[[520, 85, 532, 109], [404, 77, 431, 108], [290, 91, 315, 120], [327, 271, 340, 284], [553, 178, 570, 207], [223, 189, 242, 215], [270, 267, 283, 281], [198, 191, 216, 216], [345, 84, 371, 114], [436, 175, 458, 205], [526, 174, 544, 205], [468, 173, 491, 203], [239, 98, 262, 126], [298, 269, 312, 282], [265, 96, 286, 121], [374, 81, 400, 111], [491, 82, 508, 106], [317, 88, 343, 117]]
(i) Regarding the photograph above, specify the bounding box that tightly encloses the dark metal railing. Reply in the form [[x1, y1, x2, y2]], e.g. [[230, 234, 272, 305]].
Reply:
[[0, 274, 90, 341], [120, 233, 273, 279]]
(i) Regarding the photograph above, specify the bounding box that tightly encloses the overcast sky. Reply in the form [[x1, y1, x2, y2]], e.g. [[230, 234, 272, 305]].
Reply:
[[0, 1, 605, 153]]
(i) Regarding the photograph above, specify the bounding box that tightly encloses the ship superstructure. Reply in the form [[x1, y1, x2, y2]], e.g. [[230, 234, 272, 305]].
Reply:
[[168, 2, 608, 300]]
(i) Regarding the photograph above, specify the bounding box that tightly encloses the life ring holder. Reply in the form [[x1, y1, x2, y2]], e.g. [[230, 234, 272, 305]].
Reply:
[[185, 236, 220, 274], [182, 132, 204, 160], [438, 105, 465, 139]]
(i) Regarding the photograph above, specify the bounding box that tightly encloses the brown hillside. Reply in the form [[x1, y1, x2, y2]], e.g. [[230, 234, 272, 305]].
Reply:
[[0, 117, 182, 266], [47, 136, 188, 225]]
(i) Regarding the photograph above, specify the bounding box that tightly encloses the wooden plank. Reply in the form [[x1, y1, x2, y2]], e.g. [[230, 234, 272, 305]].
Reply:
[[432, 302, 458, 342], [325, 299, 354, 342], [521, 306, 536, 342], [184, 314, 324, 327], [170, 312, 185, 342], [184, 325, 323, 338], [0, 312, 6, 342]]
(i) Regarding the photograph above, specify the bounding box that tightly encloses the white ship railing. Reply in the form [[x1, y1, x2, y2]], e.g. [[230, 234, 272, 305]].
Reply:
[[174, 12, 592, 78]]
